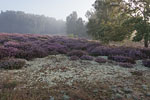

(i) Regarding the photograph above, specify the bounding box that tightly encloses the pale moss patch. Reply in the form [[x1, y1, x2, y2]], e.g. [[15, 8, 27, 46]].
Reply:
[[22, 55, 150, 87]]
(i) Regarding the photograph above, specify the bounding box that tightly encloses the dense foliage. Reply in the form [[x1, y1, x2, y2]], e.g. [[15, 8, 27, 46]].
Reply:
[[123, 0, 150, 47], [87, 0, 150, 47], [87, 0, 128, 43]]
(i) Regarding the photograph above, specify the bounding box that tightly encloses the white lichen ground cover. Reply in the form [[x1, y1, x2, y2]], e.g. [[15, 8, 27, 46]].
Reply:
[[1, 55, 150, 100], [21, 55, 149, 87]]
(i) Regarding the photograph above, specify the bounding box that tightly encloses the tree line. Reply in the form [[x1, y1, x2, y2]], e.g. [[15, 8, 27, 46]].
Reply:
[[0, 10, 89, 38], [0, 10, 66, 34]]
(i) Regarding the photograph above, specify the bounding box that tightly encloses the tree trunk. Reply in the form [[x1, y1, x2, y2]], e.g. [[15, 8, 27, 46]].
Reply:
[[144, 39, 148, 48]]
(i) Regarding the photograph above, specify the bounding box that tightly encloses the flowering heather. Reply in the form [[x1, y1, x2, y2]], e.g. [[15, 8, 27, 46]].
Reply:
[[0, 46, 19, 58], [142, 60, 150, 68], [95, 57, 107, 63], [0, 33, 149, 63], [27, 47, 49, 59], [80, 55, 93, 61], [70, 56, 79, 60], [119, 47, 146, 60], [67, 50, 87, 57], [4, 41, 20, 48], [41, 43, 68, 54], [0, 38, 9, 44], [64, 41, 86, 50], [86, 42, 102, 53], [89, 46, 110, 56], [108, 48, 125, 56], [4, 42, 32, 51], [108, 56, 135, 64]]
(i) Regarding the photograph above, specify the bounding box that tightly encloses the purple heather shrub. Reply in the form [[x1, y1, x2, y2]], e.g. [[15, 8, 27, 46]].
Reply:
[[42, 43, 68, 54], [108, 48, 125, 56], [51, 37, 67, 43], [27, 36, 38, 41], [0, 58, 26, 70], [117, 47, 146, 60], [4, 41, 20, 48], [46, 45, 58, 51], [70, 56, 79, 60], [0, 38, 9, 44], [5, 42, 32, 51], [0, 46, 8, 58], [142, 59, 150, 68], [42, 45, 58, 55], [27, 46, 49, 59], [15, 50, 38, 60], [15, 50, 28, 59], [57, 47, 68, 54], [86, 42, 102, 52], [140, 48, 150, 59], [65, 42, 86, 50], [89, 46, 110, 56], [6, 47, 20, 57], [67, 50, 87, 57], [127, 49, 146, 60], [95, 57, 107, 63], [9, 35, 28, 42], [55, 44, 68, 54], [14, 45, 49, 60], [108, 56, 135, 64], [119, 62, 134, 68], [80, 55, 93, 61], [72, 43, 87, 50]]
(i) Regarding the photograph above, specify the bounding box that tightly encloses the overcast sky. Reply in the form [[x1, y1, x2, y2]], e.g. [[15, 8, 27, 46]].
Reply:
[[0, 0, 95, 21]]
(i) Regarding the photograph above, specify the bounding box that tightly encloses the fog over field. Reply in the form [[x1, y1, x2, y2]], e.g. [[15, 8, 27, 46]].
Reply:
[[0, 0, 94, 21]]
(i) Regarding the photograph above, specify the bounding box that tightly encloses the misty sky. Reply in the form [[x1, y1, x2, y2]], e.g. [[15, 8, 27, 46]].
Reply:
[[0, 0, 95, 21]]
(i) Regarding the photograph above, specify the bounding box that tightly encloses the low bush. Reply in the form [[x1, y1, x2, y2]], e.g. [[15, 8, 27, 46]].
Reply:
[[108, 56, 135, 64], [86, 42, 102, 52], [0, 58, 26, 69], [140, 48, 150, 59], [0, 46, 19, 59], [95, 57, 107, 63], [27, 47, 49, 59], [67, 50, 87, 57], [124, 48, 146, 60], [142, 59, 150, 68], [65, 42, 86, 50], [80, 55, 93, 61], [89, 46, 110, 56], [70, 56, 79, 60], [108, 48, 125, 56]]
